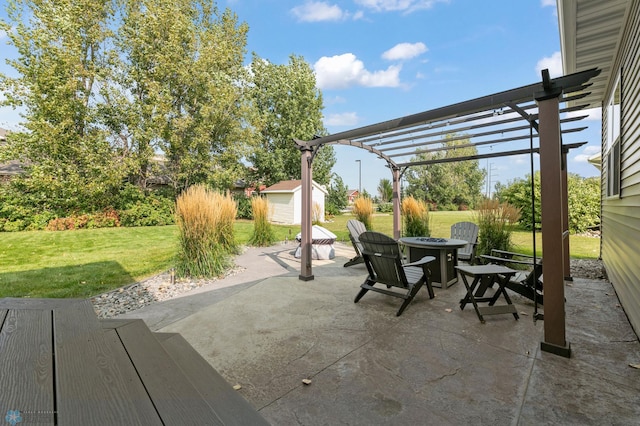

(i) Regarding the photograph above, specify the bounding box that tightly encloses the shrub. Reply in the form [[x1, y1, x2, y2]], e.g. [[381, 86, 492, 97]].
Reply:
[[86, 209, 121, 229], [249, 196, 276, 247], [402, 196, 430, 237], [233, 193, 253, 219], [119, 196, 175, 227], [174, 185, 233, 278], [324, 201, 342, 217], [3, 219, 26, 232], [352, 196, 374, 230], [377, 202, 393, 213], [474, 199, 521, 256]]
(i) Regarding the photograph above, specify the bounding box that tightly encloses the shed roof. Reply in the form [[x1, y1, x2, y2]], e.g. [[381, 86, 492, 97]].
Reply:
[[262, 179, 328, 194]]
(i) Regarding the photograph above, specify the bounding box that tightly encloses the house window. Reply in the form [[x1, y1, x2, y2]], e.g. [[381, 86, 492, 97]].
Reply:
[[606, 73, 621, 197]]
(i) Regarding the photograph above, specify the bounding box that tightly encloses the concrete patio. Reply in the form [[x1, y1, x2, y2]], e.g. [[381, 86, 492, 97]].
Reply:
[[117, 242, 640, 425]]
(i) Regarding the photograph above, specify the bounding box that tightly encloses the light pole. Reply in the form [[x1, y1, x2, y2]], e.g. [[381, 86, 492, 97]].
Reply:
[[355, 160, 361, 195]]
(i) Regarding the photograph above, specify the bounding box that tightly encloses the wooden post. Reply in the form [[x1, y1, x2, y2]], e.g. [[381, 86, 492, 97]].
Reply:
[[299, 145, 314, 281], [392, 167, 401, 239], [537, 88, 570, 357]]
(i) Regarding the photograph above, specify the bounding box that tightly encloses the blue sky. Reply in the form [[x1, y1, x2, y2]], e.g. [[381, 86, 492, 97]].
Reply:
[[1, 0, 601, 195]]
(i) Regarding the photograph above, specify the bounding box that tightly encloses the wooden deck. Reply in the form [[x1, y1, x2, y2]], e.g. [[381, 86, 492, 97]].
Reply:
[[0, 298, 268, 425]]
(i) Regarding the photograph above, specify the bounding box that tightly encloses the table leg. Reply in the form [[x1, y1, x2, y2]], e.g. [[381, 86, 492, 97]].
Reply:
[[490, 274, 519, 320], [459, 274, 486, 323]]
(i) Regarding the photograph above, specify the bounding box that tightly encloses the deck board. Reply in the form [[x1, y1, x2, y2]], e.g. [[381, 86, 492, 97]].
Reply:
[[114, 319, 224, 425], [0, 308, 54, 424], [102, 329, 163, 425], [54, 300, 145, 424]]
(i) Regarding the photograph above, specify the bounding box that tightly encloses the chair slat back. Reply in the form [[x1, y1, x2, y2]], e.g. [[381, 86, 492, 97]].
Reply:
[[451, 221, 479, 260], [359, 231, 408, 289], [347, 220, 367, 247]]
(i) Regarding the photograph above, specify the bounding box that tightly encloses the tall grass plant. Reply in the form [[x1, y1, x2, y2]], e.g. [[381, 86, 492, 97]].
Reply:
[[402, 196, 431, 237], [352, 196, 374, 230], [249, 197, 277, 246], [474, 199, 521, 256], [175, 185, 234, 278]]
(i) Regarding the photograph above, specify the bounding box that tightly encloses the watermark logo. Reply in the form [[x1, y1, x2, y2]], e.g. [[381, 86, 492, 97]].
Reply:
[[4, 410, 22, 425]]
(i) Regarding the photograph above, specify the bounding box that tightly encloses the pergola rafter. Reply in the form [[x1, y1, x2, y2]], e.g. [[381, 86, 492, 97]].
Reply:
[[296, 68, 601, 358]]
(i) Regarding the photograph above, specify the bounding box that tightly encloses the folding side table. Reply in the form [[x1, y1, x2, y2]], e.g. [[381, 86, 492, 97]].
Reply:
[[456, 264, 520, 323]]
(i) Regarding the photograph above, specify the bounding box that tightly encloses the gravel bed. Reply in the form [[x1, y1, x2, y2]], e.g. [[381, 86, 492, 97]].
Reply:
[[570, 258, 607, 280], [91, 266, 245, 319]]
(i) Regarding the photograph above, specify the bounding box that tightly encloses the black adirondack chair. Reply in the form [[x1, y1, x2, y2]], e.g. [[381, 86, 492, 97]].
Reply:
[[355, 231, 436, 316], [481, 249, 544, 304]]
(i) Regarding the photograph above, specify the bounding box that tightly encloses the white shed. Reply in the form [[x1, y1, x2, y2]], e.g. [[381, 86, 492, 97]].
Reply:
[[262, 179, 327, 225]]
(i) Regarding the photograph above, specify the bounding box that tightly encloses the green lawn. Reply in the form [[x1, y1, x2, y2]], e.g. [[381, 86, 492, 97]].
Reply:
[[0, 212, 599, 299]]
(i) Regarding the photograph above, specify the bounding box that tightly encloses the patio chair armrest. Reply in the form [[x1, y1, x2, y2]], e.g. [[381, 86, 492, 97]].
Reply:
[[482, 255, 540, 266], [490, 249, 536, 259], [404, 256, 436, 268]]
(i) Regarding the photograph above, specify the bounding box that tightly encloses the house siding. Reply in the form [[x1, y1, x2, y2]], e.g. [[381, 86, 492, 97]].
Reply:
[[269, 193, 295, 224], [263, 180, 327, 225], [602, 1, 640, 335]]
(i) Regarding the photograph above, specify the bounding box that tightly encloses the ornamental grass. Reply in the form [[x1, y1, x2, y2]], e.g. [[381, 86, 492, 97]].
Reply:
[[249, 196, 277, 247], [174, 185, 236, 278], [474, 199, 521, 256], [402, 196, 431, 237], [352, 196, 374, 230]]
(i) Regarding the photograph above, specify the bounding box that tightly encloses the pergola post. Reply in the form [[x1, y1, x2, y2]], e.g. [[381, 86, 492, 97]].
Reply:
[[392, 166, 401, 239], [299, 144, 314, 281], [536, 79, 570, 357]]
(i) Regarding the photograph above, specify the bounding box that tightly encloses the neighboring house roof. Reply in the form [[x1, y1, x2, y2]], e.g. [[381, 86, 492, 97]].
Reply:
[[348, 189, 359, 196], [262, 179, 328, 195], [558, 0, 631, 106], [0, 160, 24, 176], [0, 128, 24, 176]]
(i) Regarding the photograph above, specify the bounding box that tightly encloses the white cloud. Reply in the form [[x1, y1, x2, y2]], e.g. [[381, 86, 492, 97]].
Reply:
[[291, 1, 347, 22], [574, 145, 601, 163], [541, 0, 556, 7], [536, 51, 563, 78], [314, 53, 402, 89], [583, 145, 601, 155], [355, 0, 448, 13], [382, 42, 427, 61], [324, 112, 359, 126], [512, 154, 528, 165]]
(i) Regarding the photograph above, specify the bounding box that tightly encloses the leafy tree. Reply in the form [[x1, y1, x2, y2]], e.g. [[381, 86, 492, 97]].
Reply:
[[109, 0, 251, 192], [494, 173, 541, 230], [567, 175, 600, 233], [404, 134, 486, 210], [496, 171, 600, 233], [377, 178, 393, 202], [247, 54, 334, 187], [0, 0, 126, 214], [326, 173, 348, 215]]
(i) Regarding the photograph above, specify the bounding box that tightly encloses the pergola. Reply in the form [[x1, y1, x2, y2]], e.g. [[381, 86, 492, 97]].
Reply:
[[296, 68, 601, 357]]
